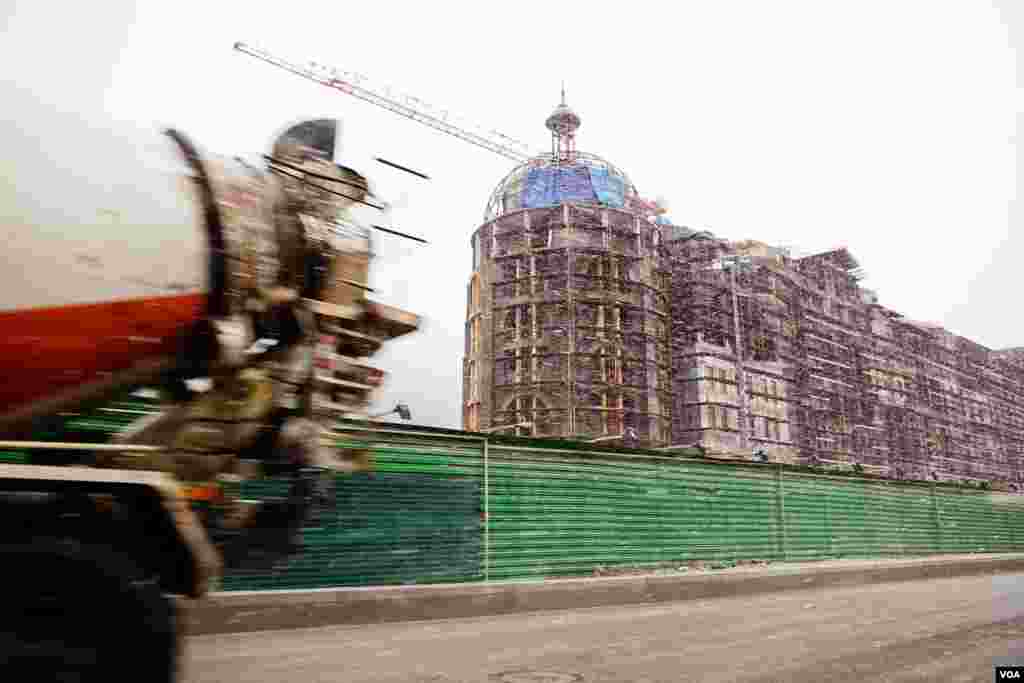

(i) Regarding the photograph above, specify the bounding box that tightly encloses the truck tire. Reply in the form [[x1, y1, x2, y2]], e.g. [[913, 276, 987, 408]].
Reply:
[[0, 538, 179, 683]]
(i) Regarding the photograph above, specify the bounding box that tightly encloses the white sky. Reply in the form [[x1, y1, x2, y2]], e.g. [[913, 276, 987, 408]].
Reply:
[[2, 0, 1021, 429]]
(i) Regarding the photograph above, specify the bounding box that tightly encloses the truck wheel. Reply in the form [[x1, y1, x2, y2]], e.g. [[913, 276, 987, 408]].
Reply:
[[0, 538, 178, 682]]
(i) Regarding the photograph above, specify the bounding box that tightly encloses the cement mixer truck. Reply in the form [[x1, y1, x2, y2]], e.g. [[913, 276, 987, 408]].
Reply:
[[0, 99, 420, 681]]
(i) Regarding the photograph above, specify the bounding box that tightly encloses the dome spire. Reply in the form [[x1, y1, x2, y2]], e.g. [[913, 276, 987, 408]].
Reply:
[[545, 85, 580, 163]]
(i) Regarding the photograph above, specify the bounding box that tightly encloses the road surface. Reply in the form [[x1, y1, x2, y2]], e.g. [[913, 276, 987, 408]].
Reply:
[[184, 572, 1024, 682]]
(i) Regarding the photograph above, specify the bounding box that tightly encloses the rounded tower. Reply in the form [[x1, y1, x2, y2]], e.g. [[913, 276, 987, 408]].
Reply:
[[462, 95, 671, 446]]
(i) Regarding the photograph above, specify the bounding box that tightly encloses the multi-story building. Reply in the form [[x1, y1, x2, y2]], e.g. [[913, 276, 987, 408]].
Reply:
[[668, 232, 1024, 486], [463, 97, 672, 443], [463, 101, 1024, 486]]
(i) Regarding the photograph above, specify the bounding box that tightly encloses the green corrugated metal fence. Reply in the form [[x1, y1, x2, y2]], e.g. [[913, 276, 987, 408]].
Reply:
[[223, 431, 485, 590], [232, 432, 1024, 589], [481, 446, 1024, 580], [485, 447, 783, 579], [11, 402, 1024, 588]]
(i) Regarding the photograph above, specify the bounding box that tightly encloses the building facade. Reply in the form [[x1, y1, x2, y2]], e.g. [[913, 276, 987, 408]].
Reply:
[[462, 102, 1024, 486], [668, 232, 1024, 486], [463, 98, 672, 443]]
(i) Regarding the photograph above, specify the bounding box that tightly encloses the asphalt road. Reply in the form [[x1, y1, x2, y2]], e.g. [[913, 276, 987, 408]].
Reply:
[[183, 572, 1024, 682]]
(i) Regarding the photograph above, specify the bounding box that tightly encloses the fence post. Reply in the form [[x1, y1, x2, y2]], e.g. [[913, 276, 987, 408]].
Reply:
[[1004, 507, 1013, 553], [823, 479, 831, 559], [483, 437, 490, 582], [1002, 494, 1016, 551], [775, 464, 788, 561], [930, 482, 941, 554], [897, 483, 906, 557], [1007, 501, 1015, 557]]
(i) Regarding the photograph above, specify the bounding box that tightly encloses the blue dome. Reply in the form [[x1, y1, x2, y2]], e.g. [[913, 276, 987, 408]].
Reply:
[[484, 151, 639, 221]]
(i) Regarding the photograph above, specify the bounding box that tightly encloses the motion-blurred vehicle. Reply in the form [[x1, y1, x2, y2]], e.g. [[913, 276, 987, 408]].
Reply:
[[0, 99, 420, 681]]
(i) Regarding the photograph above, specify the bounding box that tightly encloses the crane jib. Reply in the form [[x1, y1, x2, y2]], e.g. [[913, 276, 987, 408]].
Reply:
[[234, 40, 534, 163]]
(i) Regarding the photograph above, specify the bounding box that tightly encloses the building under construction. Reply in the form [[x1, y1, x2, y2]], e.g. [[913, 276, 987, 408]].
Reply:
[[463, 99, 1024, 488], [463, 95, 672, 444]]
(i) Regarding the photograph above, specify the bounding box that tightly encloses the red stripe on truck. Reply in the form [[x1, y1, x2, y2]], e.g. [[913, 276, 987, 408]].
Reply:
[[0, 293, 205, 416]]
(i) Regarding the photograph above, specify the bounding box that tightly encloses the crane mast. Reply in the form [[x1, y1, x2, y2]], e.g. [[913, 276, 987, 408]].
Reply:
[[233, 42, 534, 163]]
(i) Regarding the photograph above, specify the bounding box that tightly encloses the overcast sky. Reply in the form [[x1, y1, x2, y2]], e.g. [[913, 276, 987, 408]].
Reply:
[[3, 1, 1021, 429]]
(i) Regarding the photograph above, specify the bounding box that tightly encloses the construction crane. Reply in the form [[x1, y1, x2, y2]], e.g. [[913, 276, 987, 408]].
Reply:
[[234, 42, 535, 164]]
